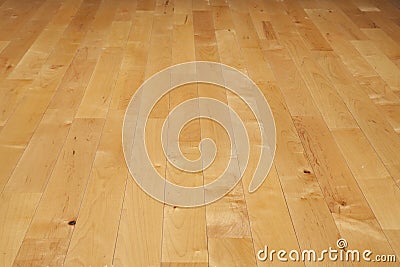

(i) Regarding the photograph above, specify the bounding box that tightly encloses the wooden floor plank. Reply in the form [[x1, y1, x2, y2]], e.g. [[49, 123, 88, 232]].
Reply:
[[75, 47, 124, 118], [208, 238, 256, 266], [259, 81, 341, 256], [333, 0, 377, 28], [12, 118, 104, 267], [4, 109, 73, 193], [63, 111, 127, 267], [352, 40, 400, 92], [332, 128, 400, 228], [366, 11, 400, 44], [161, 11, 208, 266], [361, 28, 400, 68], [0, 109, 73, 266], [305, 8, 378, 78], [263, 7, 397, 260], [313, 50, 400, 187], [284, 0, 333, 51], [113, 178, 164, 267], [0, 0, 46, 41], [0, 192, 41, 267], [293, 115, 395, 255], [283, 38, 357, 129], [0, 0, 63, 79], [0, 0, 102, 194], [7, 0, 82, 80], [113, 9, 168, 266], [0, 79, 31, 127], [0, 41, 9, 53], [110, 12, 152, 111]]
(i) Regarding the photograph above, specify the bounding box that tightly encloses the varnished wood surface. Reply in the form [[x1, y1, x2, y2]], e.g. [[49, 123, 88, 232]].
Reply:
[[0, 0, 399, 266]]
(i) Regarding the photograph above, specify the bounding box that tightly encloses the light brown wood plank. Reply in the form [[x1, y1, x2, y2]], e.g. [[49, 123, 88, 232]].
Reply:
[[49, 47, 102, 111], [161, 12, 208, 265], [313, 51, 400, 187], [12, 118, 104, 267], [0, 0, 46, 40], [361, 28, 400, 68], [76, 47, 124, 118], [333, 130, 400, 258], [213, 6, 234, 30], [63, 111, 127, 267], [284, 0, 333, 51], [4, 109, 73, 193], [243, 163, 304, 267], [259, 81, 341, 255], [282, 37, 357, 129], [208, 238, 256, 267], [334, 0, 378, 28], [264, 49, 319, 117], [0, 69, 71, 190], [110, 12, 153, 111], [115, 115, 167, 266], [0, 0, 63, 79], [352, 40, 400, 91], [80, 0, 119, 47], [0, 41, 9, 53], [106, 21, 132, 48], [230, 11, 260, 49], [215, 30, 245, 72], [113, 179, 163, 267], [0, 109, 73, 266], [366, 11, 400, 44], [58, 0, 102, 44], [7, 0, 82, 80], [293, 116, 395, 254], [0, 79, 31, 127], [114, 11, 170, 266], [0, 192, 41, 267], [306, 8, 378, 78], [358, 75, 400, 105]]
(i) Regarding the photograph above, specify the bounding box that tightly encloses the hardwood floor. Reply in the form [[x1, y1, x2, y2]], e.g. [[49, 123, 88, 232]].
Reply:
[[0, 0, 399, 266]]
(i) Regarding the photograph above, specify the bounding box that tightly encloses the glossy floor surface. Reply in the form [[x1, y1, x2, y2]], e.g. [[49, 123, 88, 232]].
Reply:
[[0, 0, 400, 266]]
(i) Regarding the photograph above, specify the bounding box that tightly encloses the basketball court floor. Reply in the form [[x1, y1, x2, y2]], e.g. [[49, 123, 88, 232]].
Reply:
[[0, 0, 399, 266]]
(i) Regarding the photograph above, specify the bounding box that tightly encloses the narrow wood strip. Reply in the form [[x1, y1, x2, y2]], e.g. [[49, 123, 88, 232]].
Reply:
[[63, 111, 127, 267], [313, 50, 400, 187], [362, 28, 400, 68], [12, 118, 104, 266], [75, 47, 124, 118], [262, 21, 277, 40], [352, 40, 400, 91], [284, 0, 333, 51], [305, 8, 377, 77], [161, 13, 208, 265], [113, 11, 166, 266], [0, 79, 31, 127], [7, 0, 82, 80], [293, 116, 395, 254], [0, 192, 41, 267], [0, 0, 63, 79]]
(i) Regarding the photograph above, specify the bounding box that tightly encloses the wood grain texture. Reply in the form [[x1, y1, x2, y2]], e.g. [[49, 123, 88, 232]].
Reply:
[[1, 0, 399, 266]]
